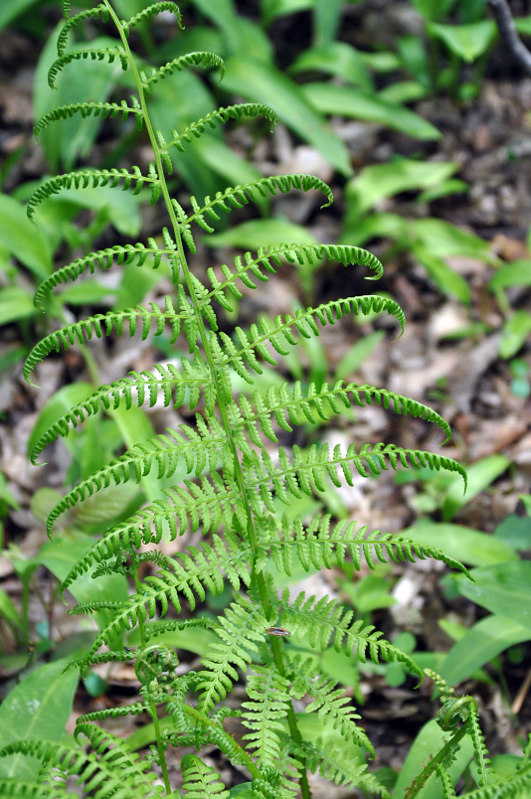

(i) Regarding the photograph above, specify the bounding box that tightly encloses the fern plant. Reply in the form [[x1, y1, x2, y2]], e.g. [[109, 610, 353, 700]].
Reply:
[[4, 2, 528, 798]]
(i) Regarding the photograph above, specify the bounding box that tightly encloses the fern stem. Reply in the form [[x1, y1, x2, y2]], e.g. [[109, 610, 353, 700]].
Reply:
[[131, 556, 172, 796], [404, 723, 470, 798], [106, 4, 312, 794], [270, 636, 313, 799]]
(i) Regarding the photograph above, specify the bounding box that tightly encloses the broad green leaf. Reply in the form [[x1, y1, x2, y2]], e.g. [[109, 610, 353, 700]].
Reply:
[[457, 0, 488, 25], [34, 34, 123, 170], [411, 245, 471, 304], [400, 523, 516, 567], [441, 455, 511, 521], [39, 536, 128, 615], [73, 482, 141, 528], [346, 159, 457, 216], [124, 714, 174, 752], [289, 42, 373, 91], [428, 20, 497, 63], [417, 178, 468, 204], [410, 218, 491, 260], [340, 211, 408, 247], [0, 589, 19, 628], [314, 0, 345, 46], [115, 257, 165, 310], [58, 280, 118, 305], [455, 561, 531, 632], [499, 311, 531, 359], [207, 218, 318, 249], [108, 404, 162, 504], [193, 134, 269, 205], [228, 785, 255, 798], [484, 754, 527, 778], [193, 0, 273, 61], [0, 658, 78, 781], [223, 58, 351, 176], [410, 0, 457, 21], [127, 624, 218, 656], [441, 615, 530, 686], [113, 0, 146, 15], [320, 647, 360, 687], [489, 259, 531, 289], [397, 34, 432, 91], [515, 16, 531, 36], [335, 330, 385, 380], [0, 286, 36, 325], [53, 184, 142, 239], [191, 0, 237, 33], [27, 382, 94, 457], [392, 718, 474, 798], [379, 80, 428, 104], [301, 82, 441, 141], [494, 514, 531, 552], [262, 0, 313, 25], [0, 194, 51, 278], [0, 0, 42, 31]]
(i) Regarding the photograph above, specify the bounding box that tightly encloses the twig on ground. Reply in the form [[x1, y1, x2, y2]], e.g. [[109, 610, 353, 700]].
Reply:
[[488, 0, 531, 75]]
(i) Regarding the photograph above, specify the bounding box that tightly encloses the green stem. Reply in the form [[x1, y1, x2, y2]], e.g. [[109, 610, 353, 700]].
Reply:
[[405, 723, 470, 798], [106, 4, 312, 795], [131, 557, 172, 796]]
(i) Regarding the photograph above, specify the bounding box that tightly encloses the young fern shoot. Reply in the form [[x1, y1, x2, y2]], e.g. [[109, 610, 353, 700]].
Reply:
[[5, 2, 514, 798]]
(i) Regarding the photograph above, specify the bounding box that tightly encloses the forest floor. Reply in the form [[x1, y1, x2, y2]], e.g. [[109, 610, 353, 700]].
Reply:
[[0, 3, 530, 796]]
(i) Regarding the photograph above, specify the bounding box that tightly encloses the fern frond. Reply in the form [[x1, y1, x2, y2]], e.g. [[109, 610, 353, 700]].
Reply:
[[56, 5, 108, 56], [301, 740, 389, 795], [163, 103, 278, 152], [24, 297, 182, 386], [437, 694, 490, 787], [288, 655, 374, 756], [468, 702, 491, 786], [76, 702, 146, 725], [27, 165, 159, 220], [59, 475, 241, 588], [434, 764, 457, 798], [210, 296, 404, 385], [0, 733, 164, 798], [241, 666, 291, 768], [174, 174, 333, 252], [44, 420, 227, 532], [0, 780, 74, 798], [48, 48, 128, 89], [245, 442, 466, 511], [74, 536, 252, 669], [66, 647, 138, 674], [205, 243, 383, 313], [123, 2, 183, 37], [263, 513, 470, 577], [234, 379, 450, 446], [141, 52, 225, 92], [29, 361, 212, 461], [34, 99, 144, 139], [197, 596, 269, 714], [33, 240, 170, 310], [277, 588, 423, 680], [180, 755, 229, 798], [462, 764, 531, 799]]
